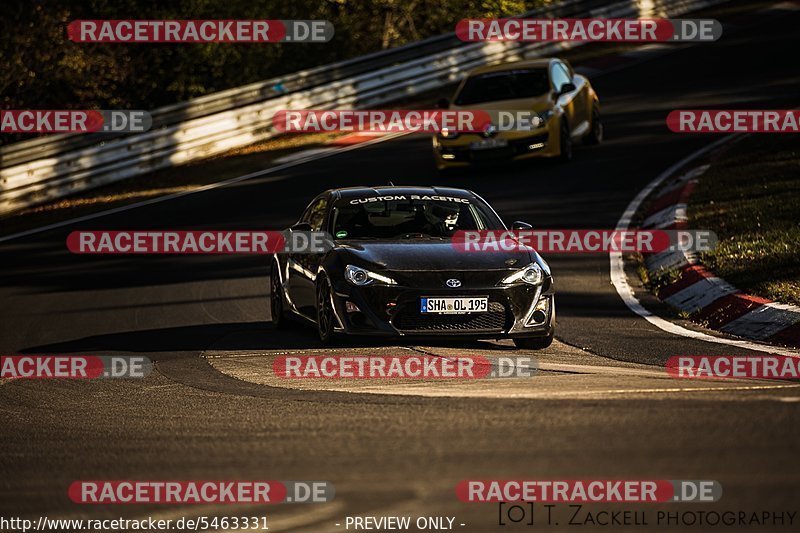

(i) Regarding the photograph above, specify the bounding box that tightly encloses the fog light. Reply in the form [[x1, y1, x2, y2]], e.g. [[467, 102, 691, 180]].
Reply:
[[442, 154, 456, 160], [526, 296, 550, 326], [346, 301, 360, 313]]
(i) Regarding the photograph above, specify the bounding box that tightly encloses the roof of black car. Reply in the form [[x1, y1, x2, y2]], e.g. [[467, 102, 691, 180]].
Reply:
[[329, 186, 476, 200]]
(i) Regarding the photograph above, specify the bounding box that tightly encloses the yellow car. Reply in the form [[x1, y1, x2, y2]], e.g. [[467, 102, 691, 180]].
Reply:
[[433, 58, 602, 171]]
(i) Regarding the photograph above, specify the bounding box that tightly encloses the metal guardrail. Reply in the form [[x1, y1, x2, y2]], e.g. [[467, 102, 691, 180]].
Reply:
[[0, 0, 727, 216]]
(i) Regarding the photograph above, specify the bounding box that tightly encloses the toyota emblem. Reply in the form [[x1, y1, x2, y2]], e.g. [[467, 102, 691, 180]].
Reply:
[[446, 278, 461, 288]]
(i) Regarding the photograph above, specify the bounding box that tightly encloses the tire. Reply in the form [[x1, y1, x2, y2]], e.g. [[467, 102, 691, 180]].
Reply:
[[513, 331, 554, 350], [583, 106, 603, 146], [270, 260, 291, 329], [315, 275, 336, 344], [558, 120, 572, 162]]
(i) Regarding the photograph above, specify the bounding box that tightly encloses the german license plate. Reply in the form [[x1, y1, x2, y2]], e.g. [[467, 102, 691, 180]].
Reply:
[[420, 297, 488, 314], [470, 138, 508, 150]]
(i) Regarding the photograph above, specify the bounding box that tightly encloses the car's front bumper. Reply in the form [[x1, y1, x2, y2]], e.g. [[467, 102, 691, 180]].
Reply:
[[433, 121, 560, 169], [329, 274, 554, 339]]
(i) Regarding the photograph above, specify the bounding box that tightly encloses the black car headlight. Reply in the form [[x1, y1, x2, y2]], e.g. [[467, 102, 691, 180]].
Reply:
[[345, 264, 397, 286], [501, 263, 544, 285]]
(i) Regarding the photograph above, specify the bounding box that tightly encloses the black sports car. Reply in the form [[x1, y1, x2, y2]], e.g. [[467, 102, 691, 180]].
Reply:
[[270, 186, 555, 349]]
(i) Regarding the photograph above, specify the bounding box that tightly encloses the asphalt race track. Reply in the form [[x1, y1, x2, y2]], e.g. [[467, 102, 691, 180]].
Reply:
[[1, 3, 799, 531]]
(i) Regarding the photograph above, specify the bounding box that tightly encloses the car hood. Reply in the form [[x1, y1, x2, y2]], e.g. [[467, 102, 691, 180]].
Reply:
[[337, 241, 533, 271], [451, 95, 553, 113]]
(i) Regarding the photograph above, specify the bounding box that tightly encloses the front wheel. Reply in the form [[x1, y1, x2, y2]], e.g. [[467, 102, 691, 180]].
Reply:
[[316, 275, 336, 344], [513, 331, 554, 350]]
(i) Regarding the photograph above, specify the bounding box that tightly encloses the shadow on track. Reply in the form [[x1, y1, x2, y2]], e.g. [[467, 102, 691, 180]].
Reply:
[[20, 321, 522, 354]]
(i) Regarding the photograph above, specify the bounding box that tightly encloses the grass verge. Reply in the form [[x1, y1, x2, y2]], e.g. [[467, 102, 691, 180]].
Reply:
[[689, 135, 800, 306]]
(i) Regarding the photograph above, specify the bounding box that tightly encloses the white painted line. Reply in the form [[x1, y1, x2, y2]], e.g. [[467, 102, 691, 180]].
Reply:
[[663, 276, 738, 312], [720, 302, 800, 340], [609, 135, 800, 358], [0, 132, 408, 245]]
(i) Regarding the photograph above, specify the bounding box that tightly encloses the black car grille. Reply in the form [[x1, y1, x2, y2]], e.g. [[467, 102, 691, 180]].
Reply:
[[393, 301, 507, 333]]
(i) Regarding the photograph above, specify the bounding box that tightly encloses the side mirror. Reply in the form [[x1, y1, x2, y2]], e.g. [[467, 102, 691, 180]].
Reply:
[[558, 82, 576, 96], [291, 222, 312, 232], [512, 221, 532, 230], [436, 97, 450, 109]]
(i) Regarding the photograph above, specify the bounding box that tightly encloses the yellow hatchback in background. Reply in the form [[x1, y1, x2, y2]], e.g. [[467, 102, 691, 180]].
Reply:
[[433, 58, 602, 172]]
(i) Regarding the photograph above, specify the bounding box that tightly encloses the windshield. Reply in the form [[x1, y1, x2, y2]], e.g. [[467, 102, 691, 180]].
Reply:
[[331, 196, 500, 240], [454, 69, 550, 105]]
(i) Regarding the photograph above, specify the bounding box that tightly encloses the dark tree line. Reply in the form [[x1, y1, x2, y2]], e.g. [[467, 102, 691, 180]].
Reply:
[[1, 0, 544, 114]]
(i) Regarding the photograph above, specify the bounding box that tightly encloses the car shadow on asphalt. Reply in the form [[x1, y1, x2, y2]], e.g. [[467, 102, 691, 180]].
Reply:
[[19, 321, 520, 355]]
